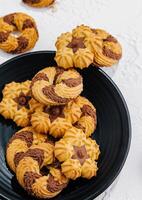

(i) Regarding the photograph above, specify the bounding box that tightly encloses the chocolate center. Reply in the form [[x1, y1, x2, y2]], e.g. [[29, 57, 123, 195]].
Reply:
[[67, 37, 86, 53], [71, 145, 89, 165], [14, 92, 31, 110], [44, 105, 65, 122], [77, 150, 84, 158], [18, 96, 27, 106]]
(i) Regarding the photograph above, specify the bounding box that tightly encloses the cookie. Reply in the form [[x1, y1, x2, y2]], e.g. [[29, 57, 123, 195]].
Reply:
[[74, 96, 97, 137], [31, 67, 83, 105], [55, 25, 122, 69], [0, 13, 38, 53], [0, 80, 32, 127], [16, 143, 68, 199], [23, 0, 55, 7], [55, 34, 94, 69], [6, 127, 47, 172], [55, 127, 100, 180], [86, 29, 122, 67], [31, 100, 81, 138]]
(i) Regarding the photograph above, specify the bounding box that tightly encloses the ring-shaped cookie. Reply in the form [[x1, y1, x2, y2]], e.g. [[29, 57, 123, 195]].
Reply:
[[0, 13, 38, 53], [31, 67, 83, 105], [15, 143, 68, 198], [23, 0, 55, 7], [6, 127, 47, 172]]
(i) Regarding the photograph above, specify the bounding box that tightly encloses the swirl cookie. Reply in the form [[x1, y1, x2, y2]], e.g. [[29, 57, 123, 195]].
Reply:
[[31, 67, 83, 105], [0, 13, 38, 53], [0, 80, 33, 127], [23, 0, 55, 7], [31, 100, 81, 138], [55, 25, 122, 69], [55, 127, 100, 180], [86, 29, 122, 67], [16, 143, 68, 199], [6, 127, 47, 172], [74, 96, 97, 137]]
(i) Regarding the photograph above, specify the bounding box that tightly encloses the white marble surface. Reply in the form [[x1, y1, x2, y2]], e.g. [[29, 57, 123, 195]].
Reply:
[[0, 0, 142, 199]]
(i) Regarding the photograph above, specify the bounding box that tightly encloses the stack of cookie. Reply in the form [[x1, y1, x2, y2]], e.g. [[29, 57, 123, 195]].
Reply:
[[0, 66, 100, 199]]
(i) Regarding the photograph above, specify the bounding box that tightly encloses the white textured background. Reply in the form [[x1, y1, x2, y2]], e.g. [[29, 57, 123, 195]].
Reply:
[[0, 0, 142, 199]]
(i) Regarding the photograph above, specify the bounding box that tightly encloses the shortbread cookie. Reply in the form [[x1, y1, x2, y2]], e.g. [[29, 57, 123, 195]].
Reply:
[[16, 143, 68, 199], [74, 96, 97, 137], [6, 127, 47, 172], [23, 0, 55, 7], [31, 67, 83, 105], [0, 81, 32, 127], [87, 29, 122, 67], [0, 13, 38, 53], [31, 100, 81, 138], [55, 35, 94, 69], [55, 127, 100, 180]]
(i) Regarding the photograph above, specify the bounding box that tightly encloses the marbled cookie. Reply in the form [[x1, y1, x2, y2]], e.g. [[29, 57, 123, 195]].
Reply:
[[6, 126, 47, 172], [31, 66, 83, 105], [87, 29, 122, 67], [16, 143, 68, 198], [0, 13, 38, 54]]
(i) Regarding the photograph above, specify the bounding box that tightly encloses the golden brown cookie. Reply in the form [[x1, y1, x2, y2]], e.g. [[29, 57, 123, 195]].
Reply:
[[0, 13, 38, 53], [31, 66, 83, 105], [0, 80, 33, 127], [86, 29, 122, 67], [31, 100, 81, 138], [55, 127, 100, 180], [6, 127, 47, 172], [55, 25, 122, 69], [23, 0, 55, 7], [73, 96, 97, 137], [16, 143, 68, 199], [55, 35, 94, 69]]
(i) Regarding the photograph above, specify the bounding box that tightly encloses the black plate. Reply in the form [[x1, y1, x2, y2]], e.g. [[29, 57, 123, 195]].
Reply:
[[0, 51, 131, 200]]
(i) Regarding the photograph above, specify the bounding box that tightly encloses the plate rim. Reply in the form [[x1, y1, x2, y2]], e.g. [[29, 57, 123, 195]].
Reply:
[[0, 51, 131, 200]]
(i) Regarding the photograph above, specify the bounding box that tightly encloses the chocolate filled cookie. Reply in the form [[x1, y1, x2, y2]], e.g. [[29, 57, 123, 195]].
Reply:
[[0, 12, 38, 53], [0, 80, 33, 127], [55, 32, 94, 69], [31, 99, 81, 138], [55, 127, 100, 180]]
